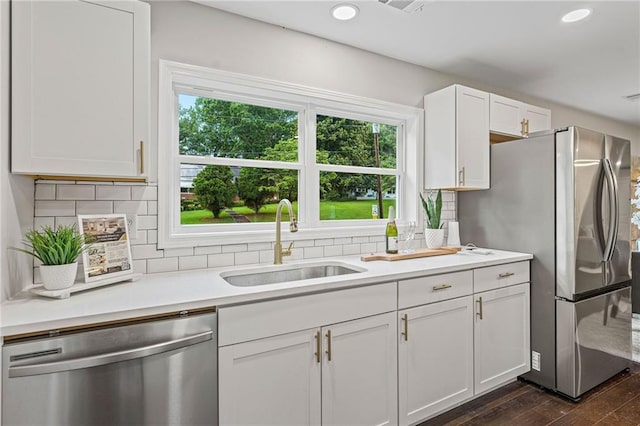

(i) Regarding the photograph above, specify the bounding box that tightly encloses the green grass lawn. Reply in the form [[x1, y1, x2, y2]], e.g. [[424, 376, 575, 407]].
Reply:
[[180, 200, 397, 224]]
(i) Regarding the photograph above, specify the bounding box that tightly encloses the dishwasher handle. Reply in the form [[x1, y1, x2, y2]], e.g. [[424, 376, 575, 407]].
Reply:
[[8, 330, 213, 378]]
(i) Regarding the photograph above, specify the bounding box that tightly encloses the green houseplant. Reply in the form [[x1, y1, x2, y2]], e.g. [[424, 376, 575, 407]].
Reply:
[[420, 190, 445, 248], [15, 225, 90, 290]]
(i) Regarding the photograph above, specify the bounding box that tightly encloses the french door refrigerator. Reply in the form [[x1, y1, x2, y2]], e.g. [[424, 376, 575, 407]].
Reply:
[[458, 126, 632, 399]]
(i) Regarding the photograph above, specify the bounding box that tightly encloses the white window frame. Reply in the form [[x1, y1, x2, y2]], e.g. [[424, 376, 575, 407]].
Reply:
[[158, 60, 423, 249]]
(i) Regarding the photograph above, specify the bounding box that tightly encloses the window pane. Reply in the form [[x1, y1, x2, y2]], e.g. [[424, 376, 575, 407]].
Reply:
[[316, 115, 397, 168], [178, 94, 299, 160], [320, 171, 396, 220], [180, 163, 299, 225]]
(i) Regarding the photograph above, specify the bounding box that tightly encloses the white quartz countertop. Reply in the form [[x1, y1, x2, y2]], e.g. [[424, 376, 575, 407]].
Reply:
[[1, 249, 532, 336]]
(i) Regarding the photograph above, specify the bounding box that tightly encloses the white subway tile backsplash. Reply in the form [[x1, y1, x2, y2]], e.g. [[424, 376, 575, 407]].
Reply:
[[259, 250, 273, 264], [35, 184, 56, 200], [333, 237, 352, 245], [235, 251, 260, 265], [137, 215, 157, 230], [130, 230, 147, 245], [35, 201, 76, 217], [293, 239, 315, 248], [343, 244, 361, 255], [131, 244, 164, 260], [33, 182, 458, 277], [208, 253, 235, 268], [33, 217, 55, 230], [179, 255, 207, 270], [147, 257, 179, 274], [114, 200, 147, 215], [289, 248, 304, 260], [147, 201, 158, 215], [132, 259, 147, 274], [132, 186, 157, 201], [194, 246, 222, 255], [97, 186, 132, 201], [304, 247, 324, 259], [376, 242, 386, 252], [164, 247, 194, 257], [361, 242, 377, 253], [247, 242, 272, 251], [324, 245, 343, 257], [55, 216, 79, 229], [222, 244, 247, 253], [57, 185, 95, 200], [76, 201, 113, 214]]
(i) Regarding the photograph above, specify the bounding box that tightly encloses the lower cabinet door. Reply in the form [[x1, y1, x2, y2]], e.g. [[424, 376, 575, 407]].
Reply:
[[398, 296, 474, 425], [218, 328, 321, 426], [322, 312, 398, 426], [474, 283, 531, 395]]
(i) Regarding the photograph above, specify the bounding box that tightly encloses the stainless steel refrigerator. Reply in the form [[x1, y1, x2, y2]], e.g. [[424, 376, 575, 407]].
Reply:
[[458, 126, 632, 400]]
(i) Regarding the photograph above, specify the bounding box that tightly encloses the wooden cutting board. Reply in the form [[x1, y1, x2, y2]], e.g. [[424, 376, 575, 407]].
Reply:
[[360, 247, 460, 262]]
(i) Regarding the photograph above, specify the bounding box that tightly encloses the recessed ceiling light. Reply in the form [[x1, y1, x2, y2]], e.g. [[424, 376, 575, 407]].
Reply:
[[332, 4, 359, 21], [561, 8, 591, 23]]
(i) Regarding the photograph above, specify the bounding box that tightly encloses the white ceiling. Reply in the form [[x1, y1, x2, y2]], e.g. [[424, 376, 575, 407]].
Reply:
[[196, 0, 640, 127]]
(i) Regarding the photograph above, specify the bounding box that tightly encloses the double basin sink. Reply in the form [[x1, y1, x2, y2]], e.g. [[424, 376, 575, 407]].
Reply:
[[220, 261, 366, 287]]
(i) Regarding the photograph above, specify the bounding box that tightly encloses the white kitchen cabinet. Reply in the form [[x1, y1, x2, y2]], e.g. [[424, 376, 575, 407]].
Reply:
[[218, 329, 322, 426], [322, 312, 397, 426], [219, 313, 397, 426], [398, 296, 474, 425], [218, 283, 398, 426], [11, 0, 150, 180], [424, 84, 490, 190], [474, 282, 531, 395], [489, 94, 551, 139]]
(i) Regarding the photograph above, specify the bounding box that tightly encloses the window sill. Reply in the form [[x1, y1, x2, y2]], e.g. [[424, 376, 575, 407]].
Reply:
[[158, 223, 399, 249]]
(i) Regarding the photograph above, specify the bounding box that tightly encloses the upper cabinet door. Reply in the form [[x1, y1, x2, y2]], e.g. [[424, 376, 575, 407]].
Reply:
[[424, 84, 489, 190], [11, 0, 150, 179], [490, 94, 551, 138], [489, 94, 523, 136], [524, 104, 552, 134]]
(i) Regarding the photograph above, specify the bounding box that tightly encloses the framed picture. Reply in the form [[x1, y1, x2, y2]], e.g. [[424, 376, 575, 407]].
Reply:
[[78, 213, 134, 283]]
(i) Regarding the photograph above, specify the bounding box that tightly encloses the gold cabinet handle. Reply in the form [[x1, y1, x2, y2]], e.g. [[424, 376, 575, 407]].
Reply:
[[139, 140, 145, 174], [432, 284, 452, 291], [476, 297, 483, 320], [498, 272, 515, 279], [524, 119, 530, 137], [401, 313, 408, 341], [325, 330, 332, 361], [314, 331, 321, 363], [458, 166, 466, 186], [520, 119, 527, 136]]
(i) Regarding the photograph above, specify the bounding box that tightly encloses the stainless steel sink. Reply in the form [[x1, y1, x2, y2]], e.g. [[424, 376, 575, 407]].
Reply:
[[220, 261, 365, 287]]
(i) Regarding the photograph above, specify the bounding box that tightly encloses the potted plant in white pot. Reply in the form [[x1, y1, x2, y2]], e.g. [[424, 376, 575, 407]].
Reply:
[[420, 189, 445, 248], [15, 225, 90, 290]]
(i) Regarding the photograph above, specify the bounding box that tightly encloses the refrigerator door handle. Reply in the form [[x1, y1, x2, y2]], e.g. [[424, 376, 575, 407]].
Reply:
[[602, 158, 619, 262]]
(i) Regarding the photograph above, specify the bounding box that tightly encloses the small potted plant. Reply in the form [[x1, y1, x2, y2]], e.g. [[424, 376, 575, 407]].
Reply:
[[420, 189, 444, 248], [15, 224, 90, 290]]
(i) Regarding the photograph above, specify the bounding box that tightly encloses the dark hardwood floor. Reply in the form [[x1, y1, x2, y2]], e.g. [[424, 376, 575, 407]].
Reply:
[[420, 363, 640, 426]]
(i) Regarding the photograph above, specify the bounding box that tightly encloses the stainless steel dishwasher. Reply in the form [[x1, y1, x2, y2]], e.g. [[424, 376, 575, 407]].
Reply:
[[2, 308, 217, 426]]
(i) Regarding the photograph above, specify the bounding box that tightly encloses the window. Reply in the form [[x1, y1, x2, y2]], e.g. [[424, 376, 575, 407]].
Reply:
[[158, 61, 422, 248]]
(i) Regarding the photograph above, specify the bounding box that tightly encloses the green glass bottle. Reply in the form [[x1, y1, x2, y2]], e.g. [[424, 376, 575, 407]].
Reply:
[[385, 206, 398, 254]]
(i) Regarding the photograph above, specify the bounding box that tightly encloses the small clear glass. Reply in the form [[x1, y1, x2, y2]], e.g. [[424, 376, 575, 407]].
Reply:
[[397, 220, 417, 253]]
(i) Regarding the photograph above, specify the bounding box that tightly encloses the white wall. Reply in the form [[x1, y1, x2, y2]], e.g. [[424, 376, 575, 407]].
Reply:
[[2, 0, 639, 299], [1, 0, 35, 303]]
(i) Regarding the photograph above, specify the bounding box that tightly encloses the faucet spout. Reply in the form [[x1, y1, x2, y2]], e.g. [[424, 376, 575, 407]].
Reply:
[[274, 199, 298, 265]]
